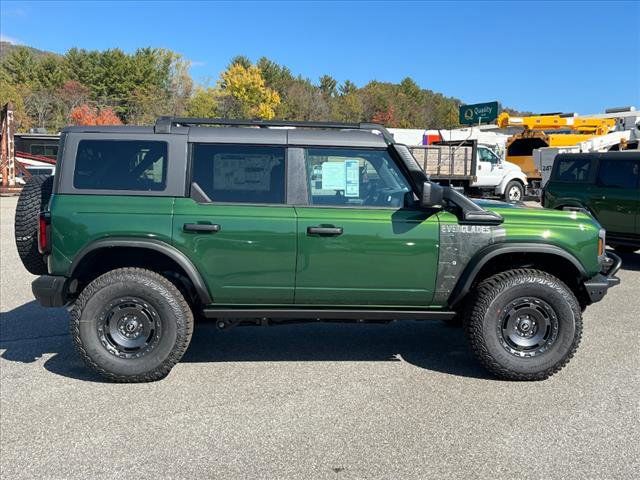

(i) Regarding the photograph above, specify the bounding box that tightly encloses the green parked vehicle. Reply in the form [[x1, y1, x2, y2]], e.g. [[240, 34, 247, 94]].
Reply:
[[15, 118, 621, 382], [543, 151, 640, 253]]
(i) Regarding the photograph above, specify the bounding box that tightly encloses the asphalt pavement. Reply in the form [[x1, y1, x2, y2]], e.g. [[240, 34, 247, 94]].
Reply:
[[1, 195, 638, 479]]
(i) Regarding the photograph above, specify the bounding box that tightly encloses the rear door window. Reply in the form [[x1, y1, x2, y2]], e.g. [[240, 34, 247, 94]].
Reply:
[[554, 157, 592, 183], [73, 140, 167, 191], [191, 144, 286, 204], [596, 159, 639, 189]]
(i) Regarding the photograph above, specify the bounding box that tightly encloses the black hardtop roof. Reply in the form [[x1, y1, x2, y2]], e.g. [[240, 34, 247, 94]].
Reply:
[[62, 117, 393, 148]]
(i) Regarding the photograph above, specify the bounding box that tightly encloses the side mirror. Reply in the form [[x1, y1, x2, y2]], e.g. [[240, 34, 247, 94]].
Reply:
[[420, 181, 443, 208]]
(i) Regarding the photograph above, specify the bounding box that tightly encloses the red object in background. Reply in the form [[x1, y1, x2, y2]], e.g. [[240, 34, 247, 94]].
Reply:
[[69, 104, 122, 126], [423, 134, 442, 145]]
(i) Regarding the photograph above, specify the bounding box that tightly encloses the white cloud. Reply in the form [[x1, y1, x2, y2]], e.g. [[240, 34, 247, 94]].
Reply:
[[0, 33, 22, 45], [190, 60, 206, 67]]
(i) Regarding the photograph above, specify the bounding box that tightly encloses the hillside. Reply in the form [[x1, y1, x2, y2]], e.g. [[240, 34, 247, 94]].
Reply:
[[0, 41, 57, 61], [1, 43, 526, 131]]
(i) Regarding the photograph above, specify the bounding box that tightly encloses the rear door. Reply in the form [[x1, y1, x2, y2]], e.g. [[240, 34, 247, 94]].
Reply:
[[589, 156, 640, 235], [172, 143, 297, 305], [293, 147, 440, 307]]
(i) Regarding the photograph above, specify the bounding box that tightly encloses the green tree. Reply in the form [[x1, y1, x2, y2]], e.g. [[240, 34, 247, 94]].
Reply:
[[228, 55, 252, 69], [1, 47, 39, 86], [339, 80, 358, 96], [257, 57, 294, 97], [0, 78, 31, 129], [332, 92, 363, 122], [186, 87, 218, 118], [33, 55, 68, 90], [319, 75, 337, 99]]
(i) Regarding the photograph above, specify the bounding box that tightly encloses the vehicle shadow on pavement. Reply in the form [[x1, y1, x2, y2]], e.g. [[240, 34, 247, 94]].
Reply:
[[0, 300, 105, 382], [615, 251, 640, 272], [183, 320, 493, 379], [1, 301, 492, 381]]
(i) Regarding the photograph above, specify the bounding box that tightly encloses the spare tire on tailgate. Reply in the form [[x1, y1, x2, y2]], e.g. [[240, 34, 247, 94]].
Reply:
[[14, 174, 54, 275]]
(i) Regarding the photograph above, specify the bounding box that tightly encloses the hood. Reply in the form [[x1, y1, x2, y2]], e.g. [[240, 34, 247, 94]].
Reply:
[[502, 161, 522, 172], [472, 199, 600, 227]]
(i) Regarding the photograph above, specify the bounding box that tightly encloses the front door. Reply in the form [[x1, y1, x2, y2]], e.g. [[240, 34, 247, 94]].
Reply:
[[172, 143, 297, 305], [473, 146, 504, 187], [589, 157, 640, 235], [294, 147, 440, 307]]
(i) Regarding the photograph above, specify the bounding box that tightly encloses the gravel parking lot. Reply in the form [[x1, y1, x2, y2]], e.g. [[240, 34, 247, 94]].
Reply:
[[1, 195, 638, 479]]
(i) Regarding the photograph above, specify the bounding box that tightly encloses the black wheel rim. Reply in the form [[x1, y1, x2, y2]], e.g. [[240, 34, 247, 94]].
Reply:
[[97, 296, 162, 359], [498, 297, 558, 357]]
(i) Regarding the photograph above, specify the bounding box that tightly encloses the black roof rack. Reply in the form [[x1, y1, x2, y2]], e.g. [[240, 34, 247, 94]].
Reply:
[[154, 116, 395, 143]]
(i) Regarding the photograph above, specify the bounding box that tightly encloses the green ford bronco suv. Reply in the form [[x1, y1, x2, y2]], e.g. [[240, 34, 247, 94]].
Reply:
[[543, 151, 640, 253], [15, 117, 621, 382]]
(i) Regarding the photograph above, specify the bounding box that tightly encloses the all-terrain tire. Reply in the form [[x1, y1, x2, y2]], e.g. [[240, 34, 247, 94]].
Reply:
[[70, 268, 194, 382], [464, 268, 582, 381], [14, 174, 54, 275], [503, 180, 524, 202]]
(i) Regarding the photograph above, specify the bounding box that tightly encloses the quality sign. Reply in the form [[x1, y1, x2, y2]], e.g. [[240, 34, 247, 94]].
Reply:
[[459, 101, 499, 125]]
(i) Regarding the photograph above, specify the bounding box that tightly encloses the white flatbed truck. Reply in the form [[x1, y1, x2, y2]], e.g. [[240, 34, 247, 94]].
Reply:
[[409, 140, 529, 201]]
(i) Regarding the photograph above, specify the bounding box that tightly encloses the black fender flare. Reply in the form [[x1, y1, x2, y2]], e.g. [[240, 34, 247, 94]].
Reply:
[[69, 237, 212, 305], [447, 243, 588, 308]]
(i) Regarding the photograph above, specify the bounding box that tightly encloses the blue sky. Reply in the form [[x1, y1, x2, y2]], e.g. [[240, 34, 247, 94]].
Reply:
[[1, 0, 638, 114]]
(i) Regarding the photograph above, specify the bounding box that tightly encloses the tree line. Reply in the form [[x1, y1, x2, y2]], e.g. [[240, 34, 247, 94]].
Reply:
[[1, 46, 475, 132]]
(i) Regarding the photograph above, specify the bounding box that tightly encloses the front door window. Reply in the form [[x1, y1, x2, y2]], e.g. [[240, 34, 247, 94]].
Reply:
[[305, 148, 411, 208]]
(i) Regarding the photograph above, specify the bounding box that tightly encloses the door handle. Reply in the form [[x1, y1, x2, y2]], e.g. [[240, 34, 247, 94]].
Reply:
[[307, 226, 343, 236], [183, 223, 221, 233]]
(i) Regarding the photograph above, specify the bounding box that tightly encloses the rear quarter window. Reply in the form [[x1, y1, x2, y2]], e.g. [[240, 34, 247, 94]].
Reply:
[[73, 140, 168, 191], [596, 159, 639, 189]]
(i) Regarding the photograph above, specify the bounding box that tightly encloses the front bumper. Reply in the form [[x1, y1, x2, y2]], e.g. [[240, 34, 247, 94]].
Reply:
[[32, 275, 69, 307], [583, 252, 621, 303]]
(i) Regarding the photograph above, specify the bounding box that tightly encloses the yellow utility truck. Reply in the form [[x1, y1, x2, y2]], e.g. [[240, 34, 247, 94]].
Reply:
[[497, 112, 615, 196]]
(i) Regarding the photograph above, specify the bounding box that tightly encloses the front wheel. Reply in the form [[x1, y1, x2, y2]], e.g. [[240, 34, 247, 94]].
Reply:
[[70, 268, 194, 382], [464, 269, 582, 380], [503, 180, 524, 202]]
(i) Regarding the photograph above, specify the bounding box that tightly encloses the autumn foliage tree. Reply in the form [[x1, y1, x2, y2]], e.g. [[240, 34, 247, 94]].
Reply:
[[372, 106, 396, 126], [69, 104, 122, 125], [218, 63, 281, 119]]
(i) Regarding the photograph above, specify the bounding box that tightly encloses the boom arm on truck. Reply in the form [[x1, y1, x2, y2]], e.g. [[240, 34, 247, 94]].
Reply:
[[497, 113, 616, 196]]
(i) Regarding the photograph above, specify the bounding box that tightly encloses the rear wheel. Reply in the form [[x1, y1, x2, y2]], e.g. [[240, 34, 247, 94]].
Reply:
[[14, 174, 53, 274], [464, 269, 582, 380], [71, 268, 194, 382]]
